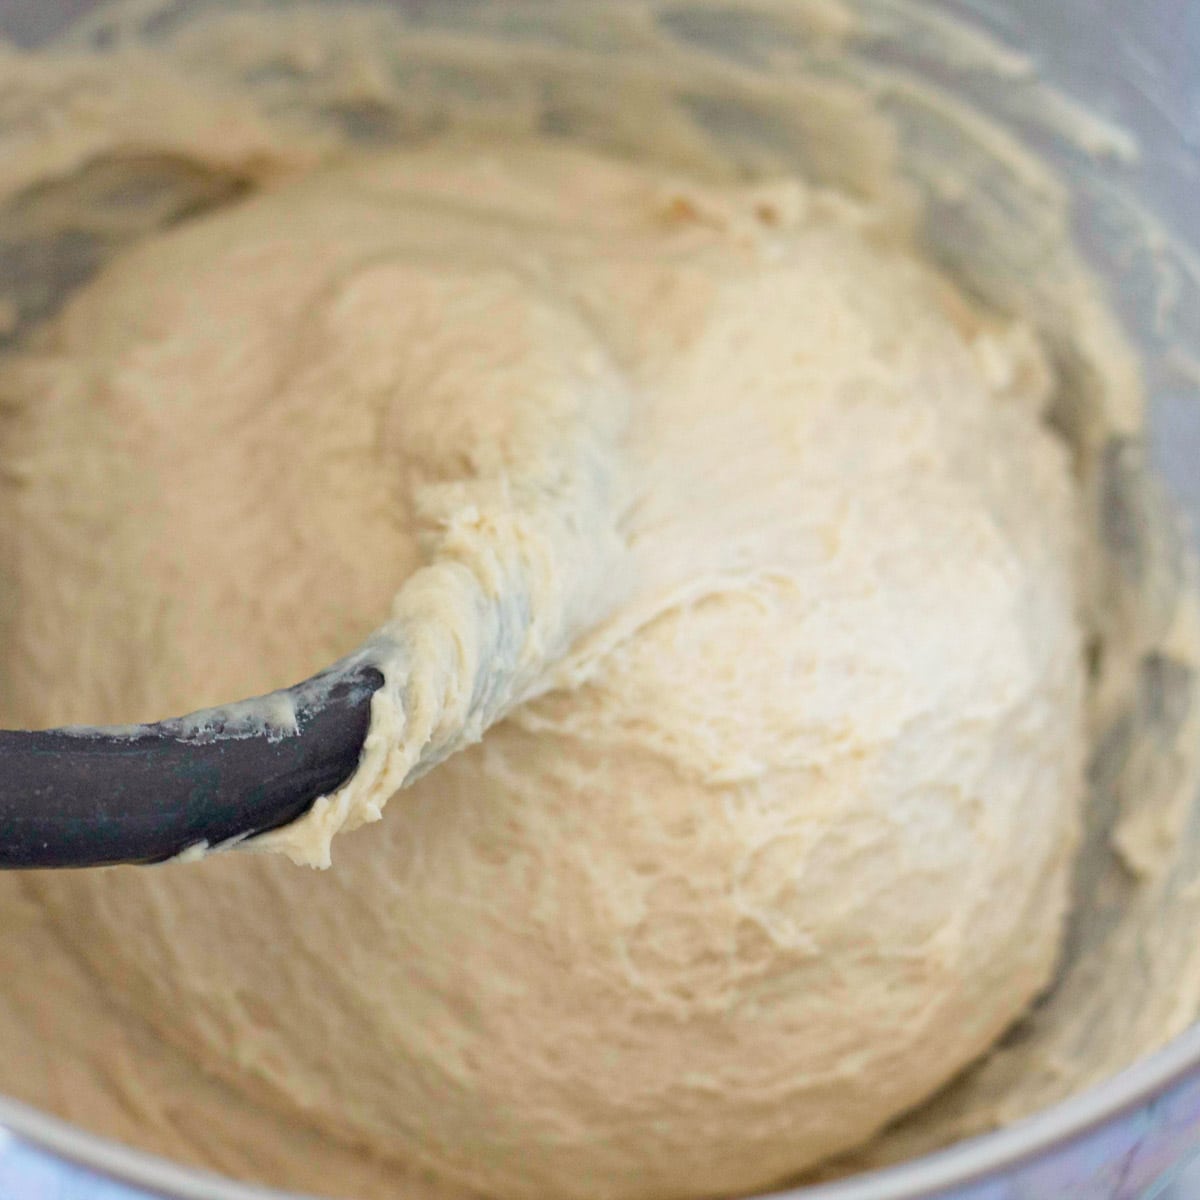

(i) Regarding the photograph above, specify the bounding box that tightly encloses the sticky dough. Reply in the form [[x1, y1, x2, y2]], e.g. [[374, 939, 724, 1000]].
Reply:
[[2, 144, 1084, 1199]]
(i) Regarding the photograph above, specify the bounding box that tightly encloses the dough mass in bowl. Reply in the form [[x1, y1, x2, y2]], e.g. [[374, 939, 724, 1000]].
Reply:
[[0, 142, 1084, 1198]]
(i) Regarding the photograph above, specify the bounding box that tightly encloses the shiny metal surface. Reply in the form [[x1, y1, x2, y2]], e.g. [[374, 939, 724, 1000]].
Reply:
[[0, 0, 1199, 1197]]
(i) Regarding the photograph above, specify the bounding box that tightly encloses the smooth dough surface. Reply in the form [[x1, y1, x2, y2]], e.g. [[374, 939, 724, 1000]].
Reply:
[[0, 144, 1084, 1199]]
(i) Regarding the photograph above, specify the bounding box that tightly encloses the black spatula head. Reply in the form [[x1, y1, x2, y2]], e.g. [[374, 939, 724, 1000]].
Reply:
[[0, 663, 384, 868]]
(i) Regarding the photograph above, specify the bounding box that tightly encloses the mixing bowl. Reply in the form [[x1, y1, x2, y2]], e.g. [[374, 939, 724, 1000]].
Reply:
[[1, 0, 1199, 1197]]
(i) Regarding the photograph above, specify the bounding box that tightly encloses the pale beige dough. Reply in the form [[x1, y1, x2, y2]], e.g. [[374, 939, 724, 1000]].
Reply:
[[0, 142, 1085, 1199]]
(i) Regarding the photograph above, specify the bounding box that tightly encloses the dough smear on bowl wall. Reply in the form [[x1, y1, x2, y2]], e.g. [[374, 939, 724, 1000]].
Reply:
[[2, 2, 1198, 1200]]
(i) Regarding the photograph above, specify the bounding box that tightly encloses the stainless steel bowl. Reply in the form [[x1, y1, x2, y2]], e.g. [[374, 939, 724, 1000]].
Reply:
[[1, 1, 1198, 1197]]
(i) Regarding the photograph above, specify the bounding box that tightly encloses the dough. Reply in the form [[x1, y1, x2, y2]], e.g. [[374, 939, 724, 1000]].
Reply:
[[1, 143, 1084, 1199]]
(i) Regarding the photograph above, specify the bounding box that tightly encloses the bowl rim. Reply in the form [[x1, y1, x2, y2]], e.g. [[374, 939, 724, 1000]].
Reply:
[[2, 1018, 1200, 1199]]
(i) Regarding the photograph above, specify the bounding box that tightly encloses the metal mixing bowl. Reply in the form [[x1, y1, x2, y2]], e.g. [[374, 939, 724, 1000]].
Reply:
[[1, 1, 1199, 1197]]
